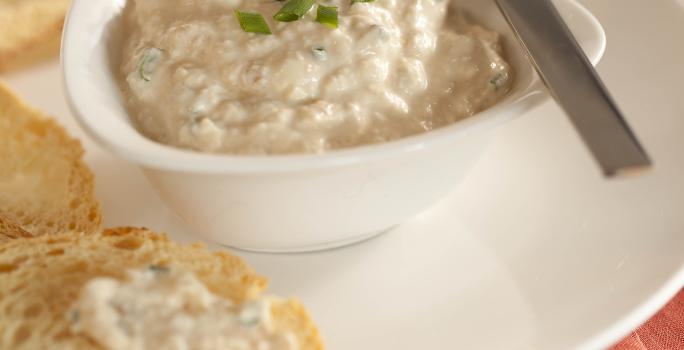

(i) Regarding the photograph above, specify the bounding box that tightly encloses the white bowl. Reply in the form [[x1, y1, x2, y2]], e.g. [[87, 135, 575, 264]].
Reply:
[[62, 0, 605, 252]]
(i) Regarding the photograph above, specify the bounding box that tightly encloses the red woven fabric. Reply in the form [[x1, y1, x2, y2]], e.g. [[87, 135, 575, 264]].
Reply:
[[610, 289, 684, 350]]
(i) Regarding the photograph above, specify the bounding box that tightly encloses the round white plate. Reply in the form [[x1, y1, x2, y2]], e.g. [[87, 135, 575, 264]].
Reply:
[[4, 0, 684, 349]]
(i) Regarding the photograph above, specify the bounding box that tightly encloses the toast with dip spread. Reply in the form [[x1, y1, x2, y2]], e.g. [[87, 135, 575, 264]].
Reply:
[[0, 227, 324, 350], [0, 82, 323, 350], [0, 0, 70, 71], [0, 82, 101, 236]]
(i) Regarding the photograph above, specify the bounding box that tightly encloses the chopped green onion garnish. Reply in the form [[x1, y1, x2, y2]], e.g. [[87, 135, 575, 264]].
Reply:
[[68, 309, 80, 323], [235, 10, 272, 34], [311, 45, 327, 60], [139, 47, 163, 82], [489, 71, 509, 90], [148, 265, 170, 274], [274, 0, 316, 22], [315, 5, 338, 28]]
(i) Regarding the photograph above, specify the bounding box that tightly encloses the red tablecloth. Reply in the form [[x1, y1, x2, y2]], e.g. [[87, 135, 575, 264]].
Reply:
[[610, 289, 684, 350]]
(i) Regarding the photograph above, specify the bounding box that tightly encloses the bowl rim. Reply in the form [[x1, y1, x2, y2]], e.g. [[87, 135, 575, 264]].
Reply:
[[61, 0, 605, 174]]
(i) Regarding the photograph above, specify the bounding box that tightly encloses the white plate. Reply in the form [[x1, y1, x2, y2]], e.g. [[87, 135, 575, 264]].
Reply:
[[4, 0, 684, 349]]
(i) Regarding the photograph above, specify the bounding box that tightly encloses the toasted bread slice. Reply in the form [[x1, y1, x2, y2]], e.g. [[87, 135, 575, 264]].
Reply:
[[0, 227, 323, 350], [0, 0, 70, 71], [0, 82, 101, 236]]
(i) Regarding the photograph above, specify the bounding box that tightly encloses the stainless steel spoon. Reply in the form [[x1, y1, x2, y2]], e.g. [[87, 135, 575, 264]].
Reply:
[[494, 0, 651, 177]]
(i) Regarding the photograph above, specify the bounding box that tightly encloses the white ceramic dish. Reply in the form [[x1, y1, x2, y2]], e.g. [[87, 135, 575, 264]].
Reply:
[[7, 0, 684, 348], [62, 0, 605, 252]]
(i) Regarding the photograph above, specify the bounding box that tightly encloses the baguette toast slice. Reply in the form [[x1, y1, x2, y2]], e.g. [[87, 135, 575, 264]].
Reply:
[[0, 227, 323, 350], [0, 82, 101, 236], [0, 0, 70, 71]]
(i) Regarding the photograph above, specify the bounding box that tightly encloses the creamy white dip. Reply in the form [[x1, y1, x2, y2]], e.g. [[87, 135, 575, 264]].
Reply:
[[68, 266, 296, 350], [121, 0, 512, 154]]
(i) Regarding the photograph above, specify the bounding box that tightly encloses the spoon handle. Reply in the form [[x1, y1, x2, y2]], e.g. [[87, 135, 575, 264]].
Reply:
[[494, 0, 651, 177]]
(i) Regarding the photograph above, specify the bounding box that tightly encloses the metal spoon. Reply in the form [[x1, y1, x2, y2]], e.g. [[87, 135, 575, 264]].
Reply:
[[494, 0, 651, 177]]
